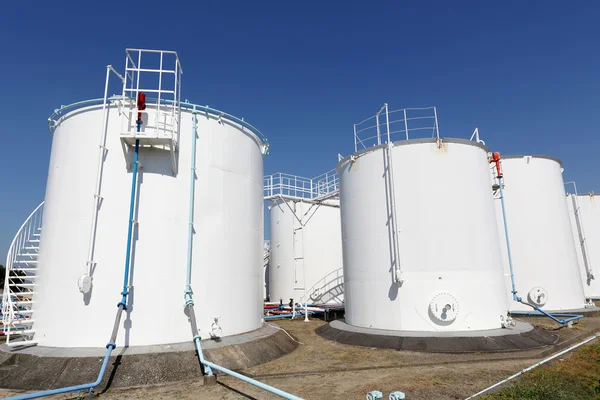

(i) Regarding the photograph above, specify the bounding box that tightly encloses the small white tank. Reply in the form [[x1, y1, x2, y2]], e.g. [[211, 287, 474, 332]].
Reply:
[[338, 138, 509, 332], [495, 156, 587, 311], [567, 194, 600, 299], [268, 199, 343, 305]]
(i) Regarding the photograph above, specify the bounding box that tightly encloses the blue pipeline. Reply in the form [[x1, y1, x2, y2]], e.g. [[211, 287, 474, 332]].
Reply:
[[193, 337, 303, 400], [184, 109, 213, 377], [497, 176, 583, 325], [264, 312, 318, 321], [7, 138, 142, 399], [498, 179, 519, 301], [510, 310, 583, 324], [184, 111, 301, 399], [118, 139, 140, 309], [6, 347, 114, 400]]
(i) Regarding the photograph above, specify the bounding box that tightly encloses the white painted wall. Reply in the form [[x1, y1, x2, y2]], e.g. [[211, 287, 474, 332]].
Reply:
[[338, 139, 509, 332], [567, 194, 600, 299], [495, 156, 586, 311], [34, 102, 264, 347], [268, 199, 343, 305]]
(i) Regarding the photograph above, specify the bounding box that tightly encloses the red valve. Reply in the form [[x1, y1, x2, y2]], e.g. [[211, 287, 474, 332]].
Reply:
[[136, 92, 146, 124], [490, 151, 502, 179]]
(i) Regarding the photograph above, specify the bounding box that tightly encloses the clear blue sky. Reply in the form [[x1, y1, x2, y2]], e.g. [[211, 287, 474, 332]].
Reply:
[[1, 1, 599, 262]]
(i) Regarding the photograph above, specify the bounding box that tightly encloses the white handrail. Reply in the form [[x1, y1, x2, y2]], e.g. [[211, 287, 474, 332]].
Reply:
[[298, 268, 344, 305], [2, 201, 44, 336], [264, 170, 339, 202], [353, 104, 440, 152]]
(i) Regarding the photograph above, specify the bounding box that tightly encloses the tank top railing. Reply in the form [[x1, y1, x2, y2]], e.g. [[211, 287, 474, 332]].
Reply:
[[354, 105, 440, 153]]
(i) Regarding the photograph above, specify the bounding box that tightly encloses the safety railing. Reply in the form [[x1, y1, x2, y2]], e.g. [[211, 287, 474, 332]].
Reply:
[[299, 268, 344, 305], [264, 169, 339, 201], [46, 97, 269, 152], [2, 201, 44, 342], [122, 49, 182, 141], [353, 104, 439, 152]]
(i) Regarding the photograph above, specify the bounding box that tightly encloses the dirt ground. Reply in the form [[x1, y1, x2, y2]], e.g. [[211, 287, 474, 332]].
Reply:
[[2, 315, 600, 400]]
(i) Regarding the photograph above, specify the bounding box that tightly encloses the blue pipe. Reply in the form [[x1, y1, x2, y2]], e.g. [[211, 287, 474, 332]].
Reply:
[[118, 139, 140, 309], [497, 177, 519, 302], [510, 310, 583, 324], [264, 312, 319, 320], [184, 111, 301, 399], [192, 337, 303, 400], [7, 347, 114, 400], [497, 176, 583, 325], [7, 139, 142, 400]]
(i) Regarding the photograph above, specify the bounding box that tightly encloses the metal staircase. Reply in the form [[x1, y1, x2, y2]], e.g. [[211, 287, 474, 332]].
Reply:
[[299, 268, 344, 305], [1, 201, 44, 346]]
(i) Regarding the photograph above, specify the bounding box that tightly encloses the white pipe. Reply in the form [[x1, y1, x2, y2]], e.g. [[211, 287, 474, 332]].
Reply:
[[465, 332, 600, 399]]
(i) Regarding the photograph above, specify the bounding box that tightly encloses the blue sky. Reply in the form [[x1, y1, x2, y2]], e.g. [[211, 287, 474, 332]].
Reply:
[[1, 1, 599, 261]]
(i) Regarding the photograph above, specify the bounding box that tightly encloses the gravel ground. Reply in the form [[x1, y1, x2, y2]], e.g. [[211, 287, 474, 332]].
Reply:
[[1, 314, 599, 400]]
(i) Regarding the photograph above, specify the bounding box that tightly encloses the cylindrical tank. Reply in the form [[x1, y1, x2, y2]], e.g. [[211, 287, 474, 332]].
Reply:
[[567, 194, 600, 299], [34, 101, 265, 347], [269, 199, 343, 305], [338, 138, 509, 332], [495, 156, 586, 311]]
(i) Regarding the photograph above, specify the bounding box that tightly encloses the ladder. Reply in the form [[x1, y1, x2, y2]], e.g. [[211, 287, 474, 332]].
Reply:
[[1, 201, 44, 346], [292, 202, 305, 298], [570, 194, 594, 280]]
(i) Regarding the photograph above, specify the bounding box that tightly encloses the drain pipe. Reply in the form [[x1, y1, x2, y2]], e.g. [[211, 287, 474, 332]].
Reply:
[[465, 332, 600, 399], [184, 110, 303, 400], [493, 152, 583, 325], [7, 139, 141, 400]]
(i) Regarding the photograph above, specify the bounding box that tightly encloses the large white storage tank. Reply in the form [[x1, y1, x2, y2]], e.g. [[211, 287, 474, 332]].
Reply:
[[338, 106, 509, 332], [495, 156, 587, 311], [567, 193, 600, 299], [30, 51, 267, 348], [268, 199, 343, 305]]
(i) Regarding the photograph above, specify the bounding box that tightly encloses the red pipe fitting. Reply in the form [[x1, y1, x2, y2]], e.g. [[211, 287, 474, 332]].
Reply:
[[490, 151, 503, 179], [136, 92, 146, 124]]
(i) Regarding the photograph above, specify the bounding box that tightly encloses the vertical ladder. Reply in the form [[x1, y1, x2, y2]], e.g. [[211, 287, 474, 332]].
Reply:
[[292, 202, 305, 300], [570, 194, 594, 280]]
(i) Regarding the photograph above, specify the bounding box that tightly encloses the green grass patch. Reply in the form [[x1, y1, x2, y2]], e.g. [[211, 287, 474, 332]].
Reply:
[[482, 341, 600, 400]]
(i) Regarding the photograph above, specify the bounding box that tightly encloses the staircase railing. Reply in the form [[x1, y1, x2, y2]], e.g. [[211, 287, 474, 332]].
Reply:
[[2, 201, 44, 343], [298, 267, 344, 306]]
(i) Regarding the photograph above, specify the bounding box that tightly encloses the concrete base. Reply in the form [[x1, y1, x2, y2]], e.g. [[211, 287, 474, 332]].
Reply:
[[316, 319, 558, 353], [0, 325, 298, 392]]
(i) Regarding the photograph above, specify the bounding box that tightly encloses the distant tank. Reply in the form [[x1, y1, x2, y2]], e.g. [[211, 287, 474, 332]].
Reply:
[[494, 156, 587, 311], [268, 198, 343, 305]]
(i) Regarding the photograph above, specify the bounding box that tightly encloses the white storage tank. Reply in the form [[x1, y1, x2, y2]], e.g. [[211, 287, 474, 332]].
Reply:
[[567, 193, 600, 299], [30, 51, 267, 348], [268, 199, 343, 305], [494, 156, 587, 311], [338, 137, 510, 332]]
